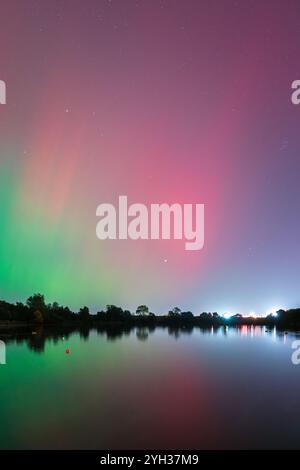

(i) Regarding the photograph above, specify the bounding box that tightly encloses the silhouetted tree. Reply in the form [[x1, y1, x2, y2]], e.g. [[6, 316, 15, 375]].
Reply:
[[79, 306, 90, 321], [181, 311, 194, 320], [106, 305, 126, 321], [199, 312, 213, 322], [26, 294, 46, 311], [136, 305, 149, 316], [168, 307, 181, 318]]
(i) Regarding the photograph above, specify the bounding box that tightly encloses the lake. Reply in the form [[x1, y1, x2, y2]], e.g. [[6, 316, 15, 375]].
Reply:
[[0, 325, 299, 449]]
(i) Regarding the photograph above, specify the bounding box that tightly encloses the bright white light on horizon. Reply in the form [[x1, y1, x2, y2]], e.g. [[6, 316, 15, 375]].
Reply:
[[220, 308, 283, 319], [222, 313, 232, 319]]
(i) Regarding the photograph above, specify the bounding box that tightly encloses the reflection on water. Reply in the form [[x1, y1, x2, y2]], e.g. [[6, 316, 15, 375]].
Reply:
[[1, 324, 298, 352], [0, 325, 300, 449]]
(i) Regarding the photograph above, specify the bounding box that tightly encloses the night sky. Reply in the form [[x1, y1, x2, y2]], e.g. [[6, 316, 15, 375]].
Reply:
[[0, 0, 300, 315]]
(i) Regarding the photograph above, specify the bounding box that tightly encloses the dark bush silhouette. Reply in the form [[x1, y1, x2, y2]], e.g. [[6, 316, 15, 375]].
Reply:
[[0, 294, 299, 330]]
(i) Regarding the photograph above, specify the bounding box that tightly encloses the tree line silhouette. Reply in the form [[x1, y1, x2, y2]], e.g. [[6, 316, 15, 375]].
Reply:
[[0, 294, 299, 329]]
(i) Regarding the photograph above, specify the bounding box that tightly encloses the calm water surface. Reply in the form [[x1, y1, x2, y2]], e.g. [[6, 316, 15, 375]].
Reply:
[[0, 325, 299, 449]]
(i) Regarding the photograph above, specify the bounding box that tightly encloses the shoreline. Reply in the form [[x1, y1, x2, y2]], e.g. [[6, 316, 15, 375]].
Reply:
[[0, 318, 299, 333]]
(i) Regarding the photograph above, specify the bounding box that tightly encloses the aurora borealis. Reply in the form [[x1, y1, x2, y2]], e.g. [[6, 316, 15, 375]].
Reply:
[[0, 0, 300, 314]]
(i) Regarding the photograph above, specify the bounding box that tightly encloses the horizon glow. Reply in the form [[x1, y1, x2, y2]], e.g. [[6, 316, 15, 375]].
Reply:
[[0, 1, 300, 313]]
